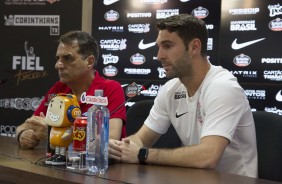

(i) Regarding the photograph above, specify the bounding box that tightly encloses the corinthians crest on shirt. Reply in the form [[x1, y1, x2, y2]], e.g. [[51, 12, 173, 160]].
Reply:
[[174, 91, 186, 99]]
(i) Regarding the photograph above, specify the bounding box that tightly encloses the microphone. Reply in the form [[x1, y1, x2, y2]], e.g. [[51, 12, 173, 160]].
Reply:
[[0, 78, 8, 85], [110, 81, 152, 115]]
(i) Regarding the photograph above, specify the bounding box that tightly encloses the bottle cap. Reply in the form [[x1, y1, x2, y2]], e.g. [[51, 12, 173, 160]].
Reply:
[[95, 89, 104, 97]]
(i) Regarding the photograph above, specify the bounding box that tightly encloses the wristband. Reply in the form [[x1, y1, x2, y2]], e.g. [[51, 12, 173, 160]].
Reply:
[[17, 129, 28, 143]]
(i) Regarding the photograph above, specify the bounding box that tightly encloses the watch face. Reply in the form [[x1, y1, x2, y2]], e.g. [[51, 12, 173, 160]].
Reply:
[[138, 148, 148, 163]]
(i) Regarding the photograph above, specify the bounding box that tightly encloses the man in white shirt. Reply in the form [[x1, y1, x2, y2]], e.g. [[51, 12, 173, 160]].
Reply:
[[109, 14, 258, 178]]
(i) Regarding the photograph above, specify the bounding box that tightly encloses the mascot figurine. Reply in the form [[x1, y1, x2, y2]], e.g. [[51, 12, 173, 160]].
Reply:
[[45, 93, 81, 165]]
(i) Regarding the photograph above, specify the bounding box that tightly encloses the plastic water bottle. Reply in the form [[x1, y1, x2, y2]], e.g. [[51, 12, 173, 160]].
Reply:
[[86, 89, 109, 174]]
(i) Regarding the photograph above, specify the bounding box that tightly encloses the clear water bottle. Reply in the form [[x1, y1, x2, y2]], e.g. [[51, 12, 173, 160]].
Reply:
[[86, 89, 109, 174]]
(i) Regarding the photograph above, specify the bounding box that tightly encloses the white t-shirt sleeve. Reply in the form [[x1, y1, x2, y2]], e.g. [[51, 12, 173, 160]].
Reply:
[[200, 78, 248, 141], [144, 82, 171, 134]]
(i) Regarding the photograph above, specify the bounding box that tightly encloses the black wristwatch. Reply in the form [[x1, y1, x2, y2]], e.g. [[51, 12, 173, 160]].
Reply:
[[138, 148, 148, 165]]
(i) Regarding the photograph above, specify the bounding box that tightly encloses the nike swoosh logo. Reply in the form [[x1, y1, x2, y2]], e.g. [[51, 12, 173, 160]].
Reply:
[[276, 90, 282, 102], [175, 112, 188, 118], [138, 39, 156, 50], [103, 0, 120, 5], [231, 38, 265, 50]]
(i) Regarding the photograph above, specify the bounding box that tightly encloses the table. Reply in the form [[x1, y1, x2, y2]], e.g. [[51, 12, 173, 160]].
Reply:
[[0, 136, 280, 184]]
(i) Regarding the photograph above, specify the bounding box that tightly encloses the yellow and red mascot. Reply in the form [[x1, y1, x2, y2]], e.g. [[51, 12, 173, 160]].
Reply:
[[45, 93, 81, 165]]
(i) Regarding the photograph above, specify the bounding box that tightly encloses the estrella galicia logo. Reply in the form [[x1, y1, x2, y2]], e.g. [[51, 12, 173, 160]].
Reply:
[[104, 10, 119, 21], [233, 54, 251, 67], [130, 53, 146, 65], [268, 18, 282, 31], [192, 6, 209, 19]]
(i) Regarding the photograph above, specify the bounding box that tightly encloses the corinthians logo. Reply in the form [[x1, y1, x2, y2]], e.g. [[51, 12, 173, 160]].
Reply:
[[4, 14, 60, 35]]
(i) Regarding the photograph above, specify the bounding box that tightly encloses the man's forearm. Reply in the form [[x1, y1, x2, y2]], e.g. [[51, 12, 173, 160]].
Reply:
[[145, 146, 214, 168], [145, 136, 228, 169], [109, 118, 123, 140]]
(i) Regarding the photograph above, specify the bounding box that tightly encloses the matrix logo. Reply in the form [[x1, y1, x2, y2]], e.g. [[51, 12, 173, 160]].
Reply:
[[230, 70, 257, 78]]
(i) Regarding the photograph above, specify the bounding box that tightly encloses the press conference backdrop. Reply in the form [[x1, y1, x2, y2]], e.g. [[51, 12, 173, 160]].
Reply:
[[92, 0, 282, 113], [0, 0, 281, 138], [91, 0, 221, 107], [220, 0, 282, 114], [0, 0, 82, 137]]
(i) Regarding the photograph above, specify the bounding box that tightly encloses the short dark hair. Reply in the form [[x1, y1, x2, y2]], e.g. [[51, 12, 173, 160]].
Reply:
[[156, 14, 208, 56], [59, 30, 99, 66]]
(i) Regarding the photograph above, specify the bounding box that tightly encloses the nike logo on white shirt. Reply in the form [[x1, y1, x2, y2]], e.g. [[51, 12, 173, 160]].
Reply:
[[138, 39, 156, 50], [103, 0, 120, 5], [231, 38, 265, 50], [175, 112, 188, 118]]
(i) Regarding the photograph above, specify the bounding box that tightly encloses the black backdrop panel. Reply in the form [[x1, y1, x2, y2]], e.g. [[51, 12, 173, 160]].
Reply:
[[220, 0, 282, 84], [0, 0, 82, 136], [92, 0, 221, 105], [220, 0, 282, 114]]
